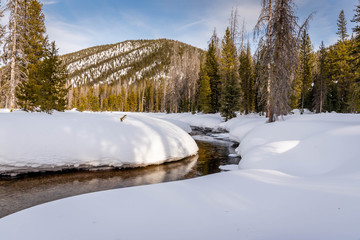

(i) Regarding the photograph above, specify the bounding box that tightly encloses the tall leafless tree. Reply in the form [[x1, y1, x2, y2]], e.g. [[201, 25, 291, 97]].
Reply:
[[255, 0, 312, 122], [0, 1, 6, 107], [3, 0, 27, 110]]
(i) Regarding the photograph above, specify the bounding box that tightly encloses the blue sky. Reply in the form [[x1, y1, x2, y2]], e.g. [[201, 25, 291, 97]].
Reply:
[[40, 0, 359, 54]]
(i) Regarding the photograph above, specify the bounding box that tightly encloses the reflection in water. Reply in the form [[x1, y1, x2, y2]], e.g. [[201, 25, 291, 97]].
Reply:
[[0, 140, 240, 218]]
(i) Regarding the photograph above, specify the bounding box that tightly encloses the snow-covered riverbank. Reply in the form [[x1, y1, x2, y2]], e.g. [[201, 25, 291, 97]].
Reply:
[[1, 111, 360, 239], [0, 111, 198, 176]]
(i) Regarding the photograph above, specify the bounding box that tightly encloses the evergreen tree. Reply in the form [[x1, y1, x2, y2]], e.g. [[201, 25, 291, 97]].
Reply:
[[220, 27, 240, 121], [77, 92, 87, 112], [198, 67, 212, 113], [127, 89, 138, 112], [104, 94, 117, 111], [16, 42, 69, 113], [3, 0, 48, 110], [239, 44, 255, 114], [313, 42, 328, 113], [205, 34, 221, 113], [19, 0, 48, 110], [351, 1, 360, 111], [116, 93, 123, 111], [297, 29, 314, 113], [337, 10, 349, 42], [23, 0, 47, 68], [253, 52, 267, 113], [351, 1, 360, 75], [326, 40, 353, 112], [86, 87, 100, 111], [35, 42, 68, 112]]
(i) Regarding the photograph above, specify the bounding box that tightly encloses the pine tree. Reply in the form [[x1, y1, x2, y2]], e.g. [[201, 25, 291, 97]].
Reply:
[[297, 29, 314, 113], [205, 33, 221, 113], [220, 27, 240, 121], [313, 42, 328, 113], [16, 42, 69, 113], [351, 1, 360, 111], [239, 44, 255, 114], [38, 42, 68, 112], [77, 92, 87, 112], [127, 89, 138, 112], [198, 67, 212, 113], [18, 0, 48, 110], [337, 10, 349, 42], [23, 0, 47, 67], [3, 0, 48, 110], [351, 1, 360, 74], [253, 52, 267, 113], [326, 40, 353, 112]]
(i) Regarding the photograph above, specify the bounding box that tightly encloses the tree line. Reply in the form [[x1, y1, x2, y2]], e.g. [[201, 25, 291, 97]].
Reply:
[[1, 0, 359, 120], [198, 0, 360, 122], [0, 0, 68, 113]]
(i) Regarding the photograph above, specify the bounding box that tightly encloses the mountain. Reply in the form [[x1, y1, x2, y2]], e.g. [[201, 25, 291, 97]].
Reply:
[[61, 39, 204, 112], [61, 39, 204, 86]]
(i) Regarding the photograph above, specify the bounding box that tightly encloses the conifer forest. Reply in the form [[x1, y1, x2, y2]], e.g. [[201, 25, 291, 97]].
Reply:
[[0, 0, 360, 122]]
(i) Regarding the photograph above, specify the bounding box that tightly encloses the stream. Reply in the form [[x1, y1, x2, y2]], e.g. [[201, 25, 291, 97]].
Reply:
[[0, 133, 240, 219]]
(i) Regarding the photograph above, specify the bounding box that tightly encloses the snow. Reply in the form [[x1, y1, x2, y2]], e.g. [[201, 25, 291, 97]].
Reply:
[[156, 112, 224, 129], [1, 111, 360, 239], [0, 111, 198, 175], [237, 113, 360, 176]]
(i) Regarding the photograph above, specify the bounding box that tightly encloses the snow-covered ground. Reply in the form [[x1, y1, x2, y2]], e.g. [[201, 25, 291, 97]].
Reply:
[[1, 111, 360, 239], [0, 110, 198, 175]]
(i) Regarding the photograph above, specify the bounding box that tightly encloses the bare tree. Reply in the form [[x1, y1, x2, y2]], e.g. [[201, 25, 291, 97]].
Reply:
[[0, 0, 6, 107], [229, 7, 240, 46], [3, 0, 27, 110], [254, 0, 273, 119], [255, 0, 312, 122]]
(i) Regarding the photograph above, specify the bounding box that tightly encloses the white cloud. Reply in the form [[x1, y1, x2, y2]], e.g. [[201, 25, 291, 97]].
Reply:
[[40, 0, 58, 5], [46, 19, 95, 54]]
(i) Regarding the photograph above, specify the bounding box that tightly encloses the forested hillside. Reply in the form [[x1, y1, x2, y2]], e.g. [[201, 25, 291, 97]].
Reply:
[[61, 39, 204, 112]]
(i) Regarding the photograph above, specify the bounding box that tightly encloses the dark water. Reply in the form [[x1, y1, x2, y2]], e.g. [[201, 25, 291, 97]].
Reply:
[[0, 139, 240, 218]]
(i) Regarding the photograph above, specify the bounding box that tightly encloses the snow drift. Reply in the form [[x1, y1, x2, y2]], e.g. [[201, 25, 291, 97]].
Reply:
[[236, 113, 360, 176], [0, 111, 198, 175]]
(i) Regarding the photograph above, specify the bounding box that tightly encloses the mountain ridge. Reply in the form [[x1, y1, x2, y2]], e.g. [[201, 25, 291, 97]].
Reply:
[[60, 38, 204, 112], [60, 38, 204, 86]]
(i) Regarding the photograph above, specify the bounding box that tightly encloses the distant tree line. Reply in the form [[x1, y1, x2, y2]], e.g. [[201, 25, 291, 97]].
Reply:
[[1, 0, 359, 121], [0, 0, 68, 113], [198, 0, 360, 122]]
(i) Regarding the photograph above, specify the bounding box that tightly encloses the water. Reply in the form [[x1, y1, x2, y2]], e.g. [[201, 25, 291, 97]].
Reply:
[[0, 139, 240, 218]]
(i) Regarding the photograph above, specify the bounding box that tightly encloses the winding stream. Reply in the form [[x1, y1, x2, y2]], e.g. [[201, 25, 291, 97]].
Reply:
[[0, 137, 240, 219]]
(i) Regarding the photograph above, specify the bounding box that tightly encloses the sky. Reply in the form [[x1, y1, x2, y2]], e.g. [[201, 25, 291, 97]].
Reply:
[[39, 0, 359, 55]]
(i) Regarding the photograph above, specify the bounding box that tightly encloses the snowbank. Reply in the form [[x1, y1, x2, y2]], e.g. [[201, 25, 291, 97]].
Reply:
[[237, 113, 360, 176], [1, 112, 360, 240], [156, 112, 223, 129], [0, 111, 198, 175], [1, 167, 359, 240]]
